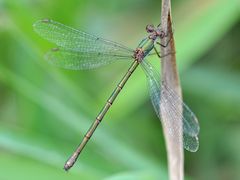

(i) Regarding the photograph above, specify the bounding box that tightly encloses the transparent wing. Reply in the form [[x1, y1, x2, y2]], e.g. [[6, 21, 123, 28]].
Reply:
[[141, 59, 199, 152], [183, 133, 199, 152], [33, 19, 134, 57], [45, 47, 132, 70]]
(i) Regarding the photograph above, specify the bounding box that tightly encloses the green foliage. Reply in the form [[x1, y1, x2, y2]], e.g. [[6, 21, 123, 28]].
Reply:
[[0, 0, 240, 179]]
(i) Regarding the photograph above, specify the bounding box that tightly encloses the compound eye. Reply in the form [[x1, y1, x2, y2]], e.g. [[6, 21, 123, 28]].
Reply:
[[146, 24, 155, 33]]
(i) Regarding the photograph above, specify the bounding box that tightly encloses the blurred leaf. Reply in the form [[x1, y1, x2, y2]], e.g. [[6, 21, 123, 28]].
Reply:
[[0, 65, 161, 170], [105, 169, 167, 180]]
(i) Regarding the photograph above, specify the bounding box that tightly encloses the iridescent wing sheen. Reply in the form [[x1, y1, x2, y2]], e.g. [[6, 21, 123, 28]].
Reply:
[[45, 47, 132, 70], [141, 59, 199, 152], [33, 19, 134, 69]]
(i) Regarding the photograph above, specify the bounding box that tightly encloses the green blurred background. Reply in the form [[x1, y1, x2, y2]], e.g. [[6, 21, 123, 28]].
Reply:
[[0, 0, 240, 179]]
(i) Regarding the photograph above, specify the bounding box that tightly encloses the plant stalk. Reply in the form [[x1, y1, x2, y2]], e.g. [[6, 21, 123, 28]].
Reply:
[[160, 0, 184, 180]]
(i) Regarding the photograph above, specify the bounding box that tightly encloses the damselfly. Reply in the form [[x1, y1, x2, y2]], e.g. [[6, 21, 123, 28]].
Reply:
[[33, 19, 199, 171]]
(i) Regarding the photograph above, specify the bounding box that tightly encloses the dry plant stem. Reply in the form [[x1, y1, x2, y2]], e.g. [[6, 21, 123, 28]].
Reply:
[[160, 0, 184, 180]]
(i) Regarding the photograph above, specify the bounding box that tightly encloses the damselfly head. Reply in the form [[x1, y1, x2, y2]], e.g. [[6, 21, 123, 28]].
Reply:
[[146, 24, 155, 33], [146, 24, 166, 40]]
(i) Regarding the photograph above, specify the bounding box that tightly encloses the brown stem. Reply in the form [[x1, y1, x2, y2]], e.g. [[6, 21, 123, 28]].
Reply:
[[160, 0, 184, 180]]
